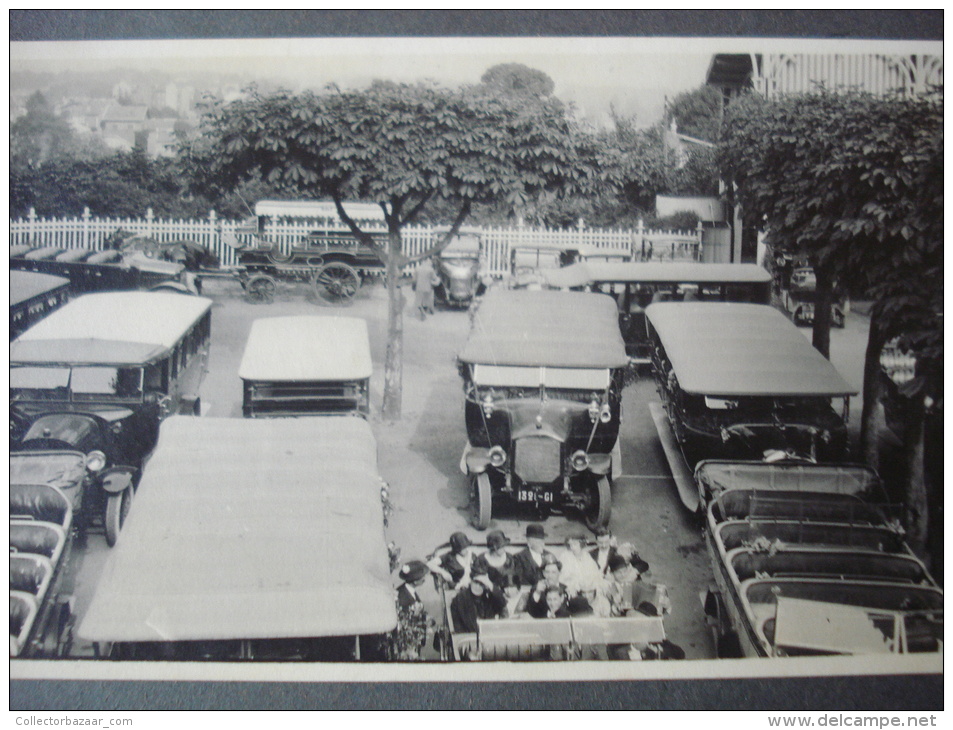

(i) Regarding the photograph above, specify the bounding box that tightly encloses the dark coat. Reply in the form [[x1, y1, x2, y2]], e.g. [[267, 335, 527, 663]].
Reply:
[[526, 583, 570, 619], [397, 584, 421, 610], [450, 585, 507, 634], [513, 547, 555, 587], [589, 546, 650, 576]]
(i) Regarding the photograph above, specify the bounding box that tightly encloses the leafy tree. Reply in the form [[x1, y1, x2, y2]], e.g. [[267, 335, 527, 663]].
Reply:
[[480, 63, 555, 99], [186, 81, 603, 420], [720, 89, 942, 557], [664, 84, 723, 142], [11, 91, 85, 169]]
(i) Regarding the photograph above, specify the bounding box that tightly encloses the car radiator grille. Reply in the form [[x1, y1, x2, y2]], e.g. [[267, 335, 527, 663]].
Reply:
[[514, 437, 561, 484]]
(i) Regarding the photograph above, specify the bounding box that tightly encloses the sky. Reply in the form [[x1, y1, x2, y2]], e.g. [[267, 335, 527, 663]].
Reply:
[[9, 36, 940, 126]]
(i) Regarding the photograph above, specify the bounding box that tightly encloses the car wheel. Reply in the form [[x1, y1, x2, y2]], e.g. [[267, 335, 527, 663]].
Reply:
[[313, 262, 360, 305], [105, 487, 134, 548], [245, 274, 277, 304], [583, 474, 611, 530], [472, 472, 492, 530]]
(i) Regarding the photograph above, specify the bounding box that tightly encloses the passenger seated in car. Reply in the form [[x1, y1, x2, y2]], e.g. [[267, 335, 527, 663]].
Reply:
[[559, 534, 603, 596], [472, 530, 516, 586], [527, 556, 570, 618], [428, 531, 475, 589], [450, 567, 507, 634], [500, 573, 530, 618], [513, 523, 556, 586]]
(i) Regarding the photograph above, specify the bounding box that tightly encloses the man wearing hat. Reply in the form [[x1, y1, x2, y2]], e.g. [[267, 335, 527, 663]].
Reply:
[[589, 527, 650, 577], [513, 523, 556, 587], [397, 560, 430, 609]]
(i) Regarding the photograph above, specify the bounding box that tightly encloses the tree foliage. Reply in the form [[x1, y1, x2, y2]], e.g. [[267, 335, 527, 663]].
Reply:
[[720, 89, 942, 366], [664, 84, 723, 142], [11, 91, 105, 170], [480, 63, 555, 99]]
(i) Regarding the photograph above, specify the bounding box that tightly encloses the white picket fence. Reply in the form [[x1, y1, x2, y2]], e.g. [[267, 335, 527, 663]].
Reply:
[[9, 207, 702, 276]]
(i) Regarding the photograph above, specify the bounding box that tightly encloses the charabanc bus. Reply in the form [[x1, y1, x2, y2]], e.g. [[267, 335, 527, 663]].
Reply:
[[457, 289, 629, 529], [542, 262, 773, 365], [239, 316, 373, 418], [10, 271, 71, 340], [75, 416, 397, 661], [10, 292, 212, 545], [645, 302, 856, 511], [699, 459, 943, 658]]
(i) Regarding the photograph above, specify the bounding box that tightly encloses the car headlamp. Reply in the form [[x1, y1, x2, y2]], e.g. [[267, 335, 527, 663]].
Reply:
[[488, 445, 507, 467], [85, 450, 107, 472], [571, 450, 590, 471]]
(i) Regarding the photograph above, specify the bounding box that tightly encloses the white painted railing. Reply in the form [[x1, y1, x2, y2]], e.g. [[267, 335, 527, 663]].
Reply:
[[10, 207, 702, 276]]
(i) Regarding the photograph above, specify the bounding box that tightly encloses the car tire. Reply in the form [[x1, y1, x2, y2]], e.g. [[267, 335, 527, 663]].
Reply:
[[583, 475, 612, 530], [473, 472, 492, 530], [105, 488, 134, 548]]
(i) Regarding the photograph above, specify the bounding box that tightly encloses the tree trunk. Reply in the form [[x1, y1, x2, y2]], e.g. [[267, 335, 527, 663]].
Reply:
[[901, 394, 928, 556], [810, 265, 833, 359], [859, 314, 888, 472], [381, 233, 404, 422]]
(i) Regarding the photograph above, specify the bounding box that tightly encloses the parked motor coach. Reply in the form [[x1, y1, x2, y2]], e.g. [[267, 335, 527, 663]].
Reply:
[[76, 416, 396, 661], [458, 289, 629, 529], [542, 262, 773, 365], [10, 271, 71, 340], [645, 302, 856, 511], [239, 316, 372, 418], [10, 292, 212, 545]]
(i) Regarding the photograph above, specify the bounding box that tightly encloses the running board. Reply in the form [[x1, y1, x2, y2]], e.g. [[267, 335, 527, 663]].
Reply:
[[649, 401, 700, 512]]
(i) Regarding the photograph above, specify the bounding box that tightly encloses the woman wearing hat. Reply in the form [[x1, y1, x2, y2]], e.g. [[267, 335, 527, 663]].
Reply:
[[427, 531, 475, 589], [472, 530, 516, 587], [393, 560, 432, 660]]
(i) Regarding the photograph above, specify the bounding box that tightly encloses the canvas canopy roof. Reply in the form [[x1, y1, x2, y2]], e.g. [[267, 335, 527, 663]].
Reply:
[[78, 416, 396, 642], [10, 271, 70, 306], [239, 316, 373, 382], [254, 200, 386, 221], [695, 461, 882, 500], [11, 293, 212, 366], [646, 302, 856, 397], [546, 262, 772, 287], [459, 289, 628, 369]]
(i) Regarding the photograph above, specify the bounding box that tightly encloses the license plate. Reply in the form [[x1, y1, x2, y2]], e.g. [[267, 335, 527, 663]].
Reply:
[[516, 489, 553, 504]]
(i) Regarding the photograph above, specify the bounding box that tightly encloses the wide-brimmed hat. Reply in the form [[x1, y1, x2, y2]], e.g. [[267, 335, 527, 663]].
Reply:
[[525, 523, 546, 539], [399, 560, 429, 583], [486, 530, 510, 550], [449, 531, 473, 552], [608, 554, 629, 574]]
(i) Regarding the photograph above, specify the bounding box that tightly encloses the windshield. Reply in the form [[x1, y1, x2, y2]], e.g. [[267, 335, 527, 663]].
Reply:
[[11, 365, 144, 403]]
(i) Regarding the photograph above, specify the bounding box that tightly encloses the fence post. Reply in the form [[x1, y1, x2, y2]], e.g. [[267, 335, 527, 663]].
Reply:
[[28, 207, 37, 245], [145, 207, 154, 238], [82, 207, 91, 249], [696, 220, 704, 262], [208, 209, 217, 250], [636, 218, 644, 260]]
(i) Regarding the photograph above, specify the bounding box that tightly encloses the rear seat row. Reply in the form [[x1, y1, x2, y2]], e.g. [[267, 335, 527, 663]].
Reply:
[[9, 484, 73, 657]]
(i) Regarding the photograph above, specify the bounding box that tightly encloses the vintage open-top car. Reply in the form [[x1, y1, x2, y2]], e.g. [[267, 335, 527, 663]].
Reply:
[[782, 266, 846, 328], [10, 292, 212, 545], [457, 289, 629, 529], [646, 302, 856, 511], [432, 228, 488, 308], [76, 415, 396, 661], [699, 460, 943, 659], [239, 316, 372, 418]]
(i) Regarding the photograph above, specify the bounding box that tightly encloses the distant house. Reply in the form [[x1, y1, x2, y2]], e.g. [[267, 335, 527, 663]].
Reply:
[[100, 103, 149, 151], [705, 51, 942, 264], [146, 117, 180, 157]]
